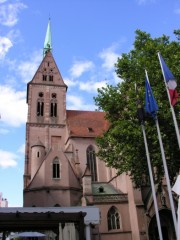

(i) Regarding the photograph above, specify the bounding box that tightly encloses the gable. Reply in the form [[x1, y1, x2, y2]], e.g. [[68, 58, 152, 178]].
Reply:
[[26, 51, 67, 102]]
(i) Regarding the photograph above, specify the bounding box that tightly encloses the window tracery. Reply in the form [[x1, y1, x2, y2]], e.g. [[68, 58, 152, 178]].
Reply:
[[86, 145, 97, 181]]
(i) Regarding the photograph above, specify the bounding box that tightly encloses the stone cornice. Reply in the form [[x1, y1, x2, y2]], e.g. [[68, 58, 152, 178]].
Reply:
[[93, 194, 128, 203], [26, 122, 65, 128]]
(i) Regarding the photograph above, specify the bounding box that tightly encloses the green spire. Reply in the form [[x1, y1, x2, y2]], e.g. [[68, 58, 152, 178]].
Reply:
[[43, 18, 52, 57]]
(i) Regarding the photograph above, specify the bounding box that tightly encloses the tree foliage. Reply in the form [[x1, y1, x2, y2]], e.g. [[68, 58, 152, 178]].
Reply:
[[94, 30, 180, 188]]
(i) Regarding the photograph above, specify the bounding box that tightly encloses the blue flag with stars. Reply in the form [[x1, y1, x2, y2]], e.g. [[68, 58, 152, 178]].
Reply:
[[145, 77, 159, 119]]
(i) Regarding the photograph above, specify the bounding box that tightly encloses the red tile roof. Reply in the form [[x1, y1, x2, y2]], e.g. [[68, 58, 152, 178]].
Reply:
[[66, 110, 109, 138]]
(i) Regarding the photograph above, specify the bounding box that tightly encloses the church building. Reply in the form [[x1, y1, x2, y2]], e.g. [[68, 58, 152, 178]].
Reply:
[[23, 20, 175, 240]]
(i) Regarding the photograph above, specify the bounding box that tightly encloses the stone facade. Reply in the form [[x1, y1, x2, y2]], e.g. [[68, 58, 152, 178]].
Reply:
[[23, 28, 176, 239]]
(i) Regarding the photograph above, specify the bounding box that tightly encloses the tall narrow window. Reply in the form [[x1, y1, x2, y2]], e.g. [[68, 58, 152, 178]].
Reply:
[[86, 145, 97, 181], [43, 75, 47, 81], [50, 93, 57, 117], [37, 93, 44, 116], [37, 101, 44, 116], [37, 102, 40, 116], [107, 207, 120, 230], [42, 68, 47, 81], [49, 75, 53, 81], [50, 102, 57, 117], [53, 158, 60, 179]]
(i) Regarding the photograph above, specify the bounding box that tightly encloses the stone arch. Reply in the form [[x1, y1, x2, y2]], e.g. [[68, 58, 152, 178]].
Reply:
[[107, 206, 121, 231], [148, 209, 175, 240], [52, 157, 60, 179]]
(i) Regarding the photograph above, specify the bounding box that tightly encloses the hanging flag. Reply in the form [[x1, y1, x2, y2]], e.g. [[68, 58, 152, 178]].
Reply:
[[158, 53, 179, 106], [172, 175, 180, 240], [145, 77, 159, 119]]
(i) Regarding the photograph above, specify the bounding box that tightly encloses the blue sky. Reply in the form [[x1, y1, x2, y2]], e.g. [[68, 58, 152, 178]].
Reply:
[[0, 0, 179, 207]]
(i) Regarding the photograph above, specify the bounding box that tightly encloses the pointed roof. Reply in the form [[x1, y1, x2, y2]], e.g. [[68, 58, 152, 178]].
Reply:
[[31, 138, 45, 148], [43, 19, 52, 57]]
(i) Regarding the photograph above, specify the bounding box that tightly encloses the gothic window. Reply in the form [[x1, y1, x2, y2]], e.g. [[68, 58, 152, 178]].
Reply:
[[42, 68, 47, 81], [37, 93, 44, 116], [50, 102, 57, 117], [43, 75, 47, 81], [107, 207, 120, 231], [37, 101, 44, 116], [86, 145, 97, 181], [54, 204, 61, 207], [52, 158, 60, 179], [50, 93, 57, 117], [49, 75, 53, 81]]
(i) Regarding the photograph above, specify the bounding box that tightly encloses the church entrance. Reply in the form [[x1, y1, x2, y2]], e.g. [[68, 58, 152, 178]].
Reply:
[[148, 209, 176, 240]]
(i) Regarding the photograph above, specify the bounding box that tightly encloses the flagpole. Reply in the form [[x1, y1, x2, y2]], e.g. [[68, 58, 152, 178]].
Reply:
[[141, 124, 163, 240], [145, 70, 177, 237], [136, 81, 163, 240], [157, 52, 180, 149], [155, 118, 177, 237]]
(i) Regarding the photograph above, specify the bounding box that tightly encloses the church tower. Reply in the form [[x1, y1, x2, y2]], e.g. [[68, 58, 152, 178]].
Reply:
[[23, 20, 176, 240], [23, 20, 82, 207]]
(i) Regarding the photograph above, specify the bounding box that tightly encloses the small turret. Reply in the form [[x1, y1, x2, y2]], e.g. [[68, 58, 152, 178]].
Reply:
[[31, 138, 45, 179]]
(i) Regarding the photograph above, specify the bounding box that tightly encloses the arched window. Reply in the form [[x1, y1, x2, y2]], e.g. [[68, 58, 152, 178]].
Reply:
[[50, 102, 57, 117], [37, 93, 44, 116], [43, 75, 47, 81], [86, 145, 97, 181], [37, 101, 44, 116], [50, 93, 57, 117], [107, 206, 120, 230], [42, 68, 47, 81], [54, 204, 61, 207], [52, 158, 60, 179], [49, 75, 53, 81]]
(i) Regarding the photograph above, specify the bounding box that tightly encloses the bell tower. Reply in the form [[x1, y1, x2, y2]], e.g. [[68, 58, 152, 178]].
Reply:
[[23, 20, 81, 207]]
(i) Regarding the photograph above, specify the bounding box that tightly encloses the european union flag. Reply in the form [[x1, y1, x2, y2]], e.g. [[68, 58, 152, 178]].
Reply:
[[145, 77, 159, 119]]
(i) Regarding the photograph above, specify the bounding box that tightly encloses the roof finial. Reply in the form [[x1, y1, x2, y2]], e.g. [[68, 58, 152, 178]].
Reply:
[[43, 18, 52, 57]]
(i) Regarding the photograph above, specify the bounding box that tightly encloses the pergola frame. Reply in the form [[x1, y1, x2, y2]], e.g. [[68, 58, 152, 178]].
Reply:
[[0, 211, 86, 240]]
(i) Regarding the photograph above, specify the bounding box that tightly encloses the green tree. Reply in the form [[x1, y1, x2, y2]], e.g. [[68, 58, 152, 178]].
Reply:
[[94, 30, 180, 188]]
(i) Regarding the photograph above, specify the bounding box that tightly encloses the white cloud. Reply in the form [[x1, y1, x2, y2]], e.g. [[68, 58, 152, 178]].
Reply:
[[18, 50, 42, 83], [79, 80, 107, 93], [0, 128, 9, 134], [0, 149, 18, 168], [0, 1, 27, 27], [99, 44, 121, 72], [6, 29, 21, 43], [67, 95, 95, 110], [70, 60, 94, 78], [113, 72, 124, 84], [64, 77, 78, 87], [17, 143, 25, 154], [0, 36, 13, 59], [0, 85, 27, 127], [0, 0, 7, 3]]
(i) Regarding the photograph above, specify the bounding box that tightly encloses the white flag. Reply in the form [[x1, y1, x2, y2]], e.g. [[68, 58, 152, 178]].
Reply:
[[172, 175, 180, 240]]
